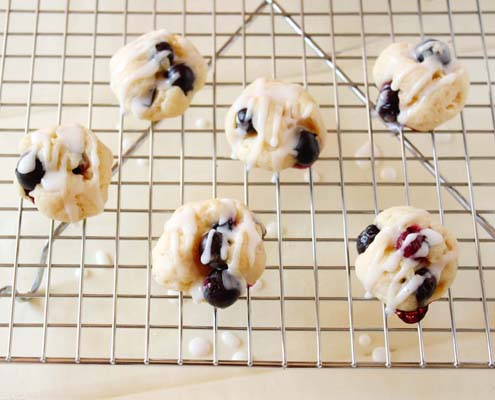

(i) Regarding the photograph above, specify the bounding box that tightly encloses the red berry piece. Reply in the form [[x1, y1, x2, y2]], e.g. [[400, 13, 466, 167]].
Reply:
[[395, 305, 429, 324]]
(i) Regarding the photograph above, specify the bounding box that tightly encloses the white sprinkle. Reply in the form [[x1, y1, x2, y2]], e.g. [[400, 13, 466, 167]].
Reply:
[[221, 331, 242, 349], [435, 133, 453, 143], [137, 158, 149, 167], [195, 117, 210, 129], [358, 334, 372, 347], [303, 169, 321, 183], [188, 337, 211, 357], [95, 250, 112, 266], [355, 140, 382, 170], [231, 350, 247, 361], [250, 278, 264, 293], [372, 346, 387, 363], [380, 166, 397, 181], [74, 267, 90, 279]]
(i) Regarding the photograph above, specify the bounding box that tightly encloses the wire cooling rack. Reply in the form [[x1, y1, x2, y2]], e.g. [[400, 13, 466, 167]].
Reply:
[[0, 0, 494, 368]]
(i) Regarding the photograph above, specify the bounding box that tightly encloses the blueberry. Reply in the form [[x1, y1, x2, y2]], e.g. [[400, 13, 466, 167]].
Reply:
[[395, 305, 429, 324], [15, 154, 45, 192], [145, 87, 157, 107], [356, 224, 380, 254], [236, 108, 255, 134], [415, 268, 437, 306], [414, 38, 451, 65], [376, 83, 400, 124], [155, 41, 174, 65], [72, 153, 90, 176], [202, 270, 241, 308], [199, 230, 227, 270], [165, 64, 195, 95], [213, 218, 234, 231], [294, 130, 320, 168]]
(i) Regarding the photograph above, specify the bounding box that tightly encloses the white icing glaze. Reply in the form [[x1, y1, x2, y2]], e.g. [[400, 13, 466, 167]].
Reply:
[[380, 166, 397, 181], [355, 140, 382, 170], [231, 350, 247, 361], [95, 250, 112, 265], [221, 331, 242, 349], [250, 278, 264, 293], [371, 346, 387, 363], [358, 334, 372, 347], [195, 117, 210, 129], [17, 149, 37, 174], [188, 337, 211, 357]]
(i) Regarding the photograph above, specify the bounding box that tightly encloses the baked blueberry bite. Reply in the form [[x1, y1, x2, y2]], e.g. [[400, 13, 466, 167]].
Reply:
[[373, 39, 469, 131], [355, 206, 458, 323], [152, 199, 266, 308], [225, 78, 326, 171], [15, 123, 113, 222], [110, 29, 207, 121]]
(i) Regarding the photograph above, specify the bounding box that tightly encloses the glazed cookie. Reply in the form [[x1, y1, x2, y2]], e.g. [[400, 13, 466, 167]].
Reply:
[[373, 39, 469, 131], [110, 29, 208, 121], [225, 77, 327, 171], [152, 199, 266, 308], [355, 206, 458, 323], [15, 124, 113, 223]]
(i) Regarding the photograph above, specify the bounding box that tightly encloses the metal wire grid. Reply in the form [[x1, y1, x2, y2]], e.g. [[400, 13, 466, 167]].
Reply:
[[0, 0, 494, 368]]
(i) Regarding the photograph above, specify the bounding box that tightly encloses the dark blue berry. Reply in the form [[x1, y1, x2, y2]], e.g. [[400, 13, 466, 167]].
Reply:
[[199, 230, 227, 270], [165, 63, 195, 95], [236, 108, 255, 134], [15, 155, 45, 193], [294, 130, 320, 168], [415, 268, 437, 306], [414, 39, 451, 66], [202, 270, 241, 308], [356, 224, 380, 254], [72, 153, 90, 176], [376, 83, 400, 123], [155, 41, 174, 65]]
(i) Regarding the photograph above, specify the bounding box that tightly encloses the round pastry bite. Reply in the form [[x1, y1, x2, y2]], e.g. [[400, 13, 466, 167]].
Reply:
[[110, 29, 208, 121], [373, 38, 469, 132], [15, 123, 113, 223], [355, 206, 458, 324], [225, 77, 327, 171], [152, 198, 266, 308]]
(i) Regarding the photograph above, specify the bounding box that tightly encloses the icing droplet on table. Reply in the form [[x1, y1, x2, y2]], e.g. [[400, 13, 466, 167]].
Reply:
[[304, 169, 321, 183], [231, 350, 247, 361], [95, 250, 112, 265], [137, 158, 149, 167], [358, 334, 372, 347], [195, 117, 210, 129], [188, 337, 211, 357], [250, 278, 264, 293], [355, 141, 382, 170], [380, 166, 397, 181], [435, 133, 453, 143], [371, 346, 387, 363], [74, 267, 91, 279], [221, 331, 242, 349]]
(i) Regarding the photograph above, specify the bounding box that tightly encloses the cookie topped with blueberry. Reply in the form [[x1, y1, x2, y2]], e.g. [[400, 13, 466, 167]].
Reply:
[[15, 124, 113, 223], [373, 39, 469, 132], [355, 206, 458, 324], [225, 78, 327, 172], [110, 29, 208, 121], [152, 199, 266, 309]]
